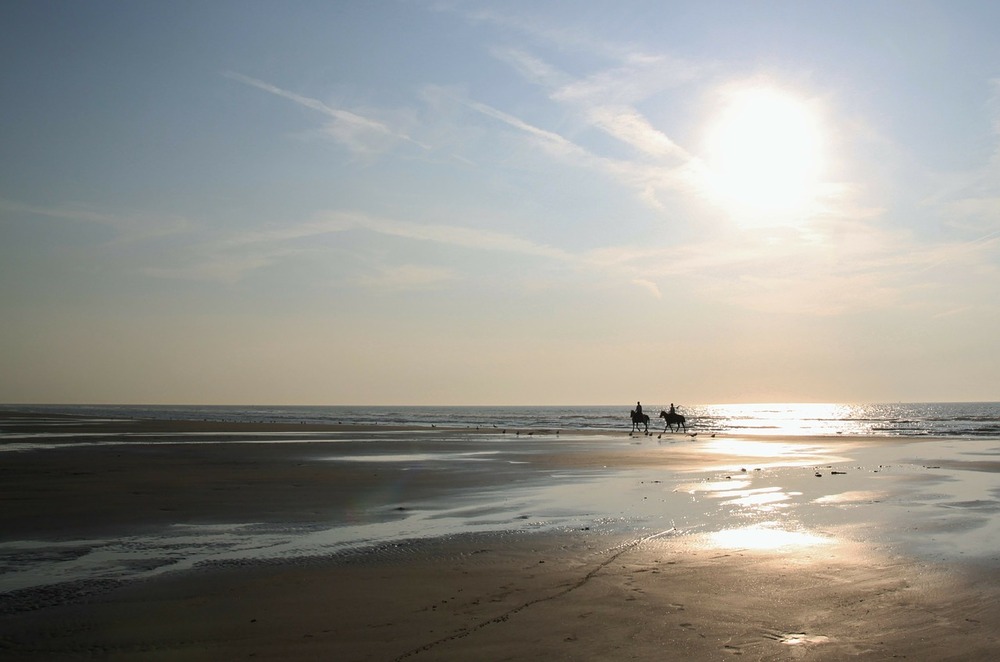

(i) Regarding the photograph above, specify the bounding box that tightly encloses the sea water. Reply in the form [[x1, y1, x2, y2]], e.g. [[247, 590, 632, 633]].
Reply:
[[3, 401, 999, 437], [2, 402, 999, 597]]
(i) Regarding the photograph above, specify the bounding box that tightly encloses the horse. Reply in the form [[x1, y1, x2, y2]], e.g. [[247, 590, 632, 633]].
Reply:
[[659, 410, 687, 433], [630, 410, 649, 433]]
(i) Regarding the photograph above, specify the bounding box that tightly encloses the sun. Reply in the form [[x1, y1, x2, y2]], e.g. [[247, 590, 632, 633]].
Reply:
[[703, 85, 825, 223]]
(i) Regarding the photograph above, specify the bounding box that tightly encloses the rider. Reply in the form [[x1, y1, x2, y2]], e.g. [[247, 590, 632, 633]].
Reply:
[[668, 403, 676, 415], [635, 401, 644, 417]]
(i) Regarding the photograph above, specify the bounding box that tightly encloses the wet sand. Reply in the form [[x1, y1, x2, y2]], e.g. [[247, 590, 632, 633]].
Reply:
[[2, 411, 999, 660]]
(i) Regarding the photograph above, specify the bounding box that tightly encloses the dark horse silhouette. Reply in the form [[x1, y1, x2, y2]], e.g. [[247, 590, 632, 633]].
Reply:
[[659, 410, 687, 433], [630, 410, 649, 433]]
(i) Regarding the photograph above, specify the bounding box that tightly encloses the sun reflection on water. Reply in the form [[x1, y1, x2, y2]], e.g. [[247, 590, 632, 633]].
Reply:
[[696, 402, 857, 435], [676, 479, 752, 493], [708, 522, 831, 550], [718, 487, 795, 509], [701, 438, 820, 458], [676, 466, 833, 551]]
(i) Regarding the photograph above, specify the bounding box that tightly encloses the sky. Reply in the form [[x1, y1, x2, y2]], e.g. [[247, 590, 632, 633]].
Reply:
[[1, 0, 999, 406]]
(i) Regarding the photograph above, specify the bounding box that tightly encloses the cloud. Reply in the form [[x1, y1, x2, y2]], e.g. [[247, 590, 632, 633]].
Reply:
[[632, 278, 662, 298], [458, 96, 589, 161], [224, 71, 429, 153], [243, 210, 572, 260], [586, 106, 690, 161], [354, 264, 455, 291], [483, 48, 706, 212], [444, 90, 699, 212], [552, 53, 702, 105], [140, 242, 314, 284], [990, 77, 1000, 136], [458, 6, 632, 61], [0, 198, 189, 241], [484, 40, 700, 160], [490, 48, 569, 89], [431, 2, 998, 322], [141, 252, 283, 284], [922, 79, 1000, 234], [140, 210, 571, 284]]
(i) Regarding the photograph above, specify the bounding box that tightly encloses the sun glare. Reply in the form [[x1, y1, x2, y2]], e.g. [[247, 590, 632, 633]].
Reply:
[[703, 85, 825, 223], [708, 523, 831, 551]]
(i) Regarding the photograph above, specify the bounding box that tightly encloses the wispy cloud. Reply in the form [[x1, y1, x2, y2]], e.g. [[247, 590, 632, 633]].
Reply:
[[239, 210, 571, 260], [586, 106, 690, 161], [141, 210, 571, 284], [440, 89, 700, 212], [0, 198, 189, 241], [922, 79, 1000, 235], [490, 47, 570, 89], [490, 41, 697, 162], [224, 71, 430, 153], [552, 53, 703, 105], [632, 278, 662, 298], [458, 97, 589, 160], [457, 4, 659, 62], [354, 264, 456, 292], [141, 250, 298, 284], [484, 51, 706, 211]]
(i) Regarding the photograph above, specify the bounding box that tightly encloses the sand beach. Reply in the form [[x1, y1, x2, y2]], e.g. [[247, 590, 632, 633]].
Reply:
[[2, 410, 999, 660]]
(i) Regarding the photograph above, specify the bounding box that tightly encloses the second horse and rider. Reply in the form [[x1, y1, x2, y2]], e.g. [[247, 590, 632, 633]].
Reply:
[[630, 401, 687, 434]]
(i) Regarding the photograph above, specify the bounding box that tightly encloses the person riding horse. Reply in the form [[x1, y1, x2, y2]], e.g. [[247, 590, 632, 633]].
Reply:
[[659, 406, 686, 433], [630, 408, 650, 433]]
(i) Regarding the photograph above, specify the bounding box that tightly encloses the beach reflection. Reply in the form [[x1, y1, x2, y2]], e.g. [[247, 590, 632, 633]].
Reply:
[[677, 474, 828, 551], [701, 438, 802, 457], [708, 523, 831, 550], [718, 486, 794, 509], [677, 480, 794, 510]]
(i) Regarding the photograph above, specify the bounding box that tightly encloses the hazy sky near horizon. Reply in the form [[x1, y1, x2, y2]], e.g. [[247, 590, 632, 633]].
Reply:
[[2, 0, 999, 406]]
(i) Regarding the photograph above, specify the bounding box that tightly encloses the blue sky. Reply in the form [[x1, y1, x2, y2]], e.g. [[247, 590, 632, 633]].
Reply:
[[2, 0, 998, 405]]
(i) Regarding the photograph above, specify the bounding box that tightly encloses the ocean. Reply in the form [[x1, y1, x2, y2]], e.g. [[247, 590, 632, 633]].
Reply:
[[3, 401, 999, 437], [2, 401, 999, 596]]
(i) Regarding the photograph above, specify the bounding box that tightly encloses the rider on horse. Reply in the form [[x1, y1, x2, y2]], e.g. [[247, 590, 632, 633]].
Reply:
[[659, 403, 686, 433]]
